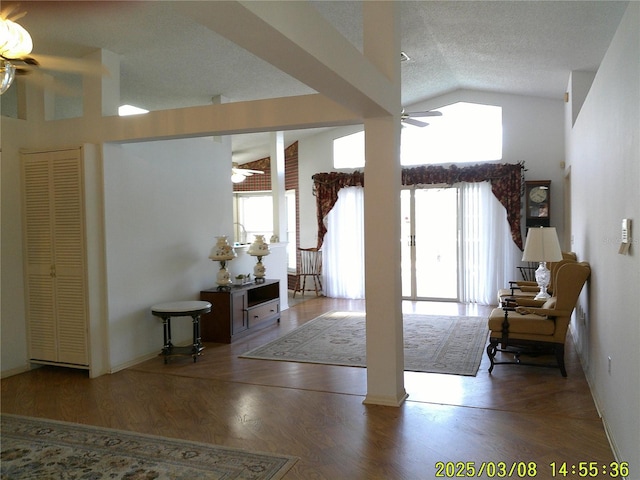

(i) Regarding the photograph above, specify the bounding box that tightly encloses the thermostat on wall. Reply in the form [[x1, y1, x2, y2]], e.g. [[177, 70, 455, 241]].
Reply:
[[618, 219, 632, 255]]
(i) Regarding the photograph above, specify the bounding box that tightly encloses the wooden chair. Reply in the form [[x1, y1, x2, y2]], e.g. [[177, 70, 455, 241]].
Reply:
[[292, 248, 323, 297], [487, 261, 591, 377]]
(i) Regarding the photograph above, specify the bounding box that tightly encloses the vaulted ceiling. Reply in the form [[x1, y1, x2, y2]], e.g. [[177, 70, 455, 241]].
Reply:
[[2, 1, 628, 162]]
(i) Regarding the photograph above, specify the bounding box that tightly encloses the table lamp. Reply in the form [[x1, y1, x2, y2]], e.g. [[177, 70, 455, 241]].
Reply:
[[248, 235, 270, 283], [521, 226, 563, 299], [209, 236, 236, 289]]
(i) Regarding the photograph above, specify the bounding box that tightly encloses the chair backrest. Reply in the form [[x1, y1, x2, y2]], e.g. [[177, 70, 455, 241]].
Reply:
[[547, 256, 578, 292], [298, 248, 322, 275], [542, 261, 590, 341], [551, 262, 590, 311]]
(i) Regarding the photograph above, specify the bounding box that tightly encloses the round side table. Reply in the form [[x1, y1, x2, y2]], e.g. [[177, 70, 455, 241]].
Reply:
[[151, 301, 212, 363]]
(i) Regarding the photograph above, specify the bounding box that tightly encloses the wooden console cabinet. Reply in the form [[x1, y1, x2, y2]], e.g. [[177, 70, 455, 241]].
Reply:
[[200, 279, 280, 343]]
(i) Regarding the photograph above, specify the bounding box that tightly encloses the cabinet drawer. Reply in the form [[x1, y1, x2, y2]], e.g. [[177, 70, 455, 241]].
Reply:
[[247, 299, 280, 326]]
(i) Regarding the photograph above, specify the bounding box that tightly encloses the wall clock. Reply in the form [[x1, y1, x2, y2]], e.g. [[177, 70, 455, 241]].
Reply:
[[525, 180, 551, 228]]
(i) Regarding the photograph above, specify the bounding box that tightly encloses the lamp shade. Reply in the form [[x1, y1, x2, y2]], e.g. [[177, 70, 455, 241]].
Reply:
[[522, 227, 563, 262], [209, 235, 236, 261], [248, 235, 270, 257]]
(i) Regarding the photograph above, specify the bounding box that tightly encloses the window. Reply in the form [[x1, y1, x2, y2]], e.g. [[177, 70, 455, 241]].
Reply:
[[333, 130, 365, 169], [401, 102, 502, 165], [286, 191, 297, 270], [234, 190, 297, 271], [332, 102, 502, 169], [235, 193, 273, 244]]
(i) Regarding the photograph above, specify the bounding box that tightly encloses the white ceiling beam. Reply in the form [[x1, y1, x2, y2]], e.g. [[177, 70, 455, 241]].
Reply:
[[179, 1, 395, 118], [22, 94, 359, 146]]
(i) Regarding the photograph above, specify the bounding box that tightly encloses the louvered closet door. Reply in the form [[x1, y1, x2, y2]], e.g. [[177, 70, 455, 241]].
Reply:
[[23, 156, 57, 361], [23, 149, 89, 366]]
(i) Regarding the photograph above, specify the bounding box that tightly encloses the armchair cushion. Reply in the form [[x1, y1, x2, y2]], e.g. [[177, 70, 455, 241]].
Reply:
[[488, 308, 555, 335]]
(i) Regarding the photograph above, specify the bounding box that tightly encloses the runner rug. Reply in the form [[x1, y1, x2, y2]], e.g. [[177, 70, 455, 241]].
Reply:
[[241, 311, 488, 376], [0, 414, 297, 480]]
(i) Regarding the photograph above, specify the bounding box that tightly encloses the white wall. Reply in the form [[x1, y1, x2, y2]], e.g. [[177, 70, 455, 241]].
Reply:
[[102, 138, 232, 371], [566, 3, 639, 471], [0, 124, 234, 377], [297, 90, 565, 246], [1, 118, 33, 376]]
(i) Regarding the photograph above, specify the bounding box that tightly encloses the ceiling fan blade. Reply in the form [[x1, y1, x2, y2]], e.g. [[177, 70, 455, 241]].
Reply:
[[405, 110, 443, 118], [233, 168, 263, 175], [30, 54, 110, 77], [18, 70, 81, 96], [1, 5, 27, 23], [402, 117, 429, 128]]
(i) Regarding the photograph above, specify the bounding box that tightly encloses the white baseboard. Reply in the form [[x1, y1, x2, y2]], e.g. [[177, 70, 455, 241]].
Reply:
[[0, 364, 32, 379], [108, 352, 158, 374]]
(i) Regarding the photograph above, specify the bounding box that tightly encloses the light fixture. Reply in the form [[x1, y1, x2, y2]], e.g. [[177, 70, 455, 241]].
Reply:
[[0, 16, 33, 95], [247, 235, 270, 282], [521, 226, 563, 300], [0, 59, 15, 94], [231, 172, 246, 183], [209, 236, 236, 289], [1, 17, 33, 58]]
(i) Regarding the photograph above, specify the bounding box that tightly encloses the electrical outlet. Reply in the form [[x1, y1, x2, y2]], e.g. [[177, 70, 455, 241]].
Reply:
[[608, 356, 612, 374]]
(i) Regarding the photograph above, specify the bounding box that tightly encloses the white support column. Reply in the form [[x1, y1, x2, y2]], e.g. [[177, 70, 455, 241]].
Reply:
[[270, 131, 287, 243], [83, 49, 120, 118], [15, 75, 54, 122], [362, 2, 406, 407]]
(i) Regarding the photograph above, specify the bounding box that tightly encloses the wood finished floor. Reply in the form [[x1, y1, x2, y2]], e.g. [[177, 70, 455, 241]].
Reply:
[[1, 297, 615, 479]]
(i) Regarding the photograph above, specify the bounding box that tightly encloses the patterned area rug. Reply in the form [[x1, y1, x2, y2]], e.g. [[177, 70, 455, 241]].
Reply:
[[0, 414, 297, 480], [241, 311, 488, 376]]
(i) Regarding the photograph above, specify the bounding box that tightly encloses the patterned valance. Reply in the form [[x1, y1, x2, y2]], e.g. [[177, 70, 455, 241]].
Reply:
[[312, 171, 365, 249], [313, 163, 525, 250]]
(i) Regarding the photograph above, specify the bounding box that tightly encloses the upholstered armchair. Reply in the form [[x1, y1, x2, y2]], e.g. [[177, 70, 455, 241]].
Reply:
[[497, 252, 578, 304], [487, 261, 591, 377]]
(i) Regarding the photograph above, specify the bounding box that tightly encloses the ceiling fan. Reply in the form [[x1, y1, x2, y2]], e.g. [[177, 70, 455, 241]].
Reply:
[[0, 6, 108, 95], [401, 109, 443, 128], [231, 163, 265, 183]]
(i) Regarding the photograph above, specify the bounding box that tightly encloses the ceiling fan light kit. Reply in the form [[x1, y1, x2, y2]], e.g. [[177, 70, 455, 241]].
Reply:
[[0, 14, 34, 94], [231, 172, 247, 183], [231, 163, 265, 183], [0, 58, 15, 94], [1, 10, 108, 96], [0, 17, 33, 59]]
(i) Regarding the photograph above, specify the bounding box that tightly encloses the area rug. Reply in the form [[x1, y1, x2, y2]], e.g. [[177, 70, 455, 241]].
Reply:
[[241, 311, 488, 376], [0, 414, 297, 480]]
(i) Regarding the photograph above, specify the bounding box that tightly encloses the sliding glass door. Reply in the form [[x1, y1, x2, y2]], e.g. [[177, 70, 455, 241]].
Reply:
[[401, 187, 459, 300]]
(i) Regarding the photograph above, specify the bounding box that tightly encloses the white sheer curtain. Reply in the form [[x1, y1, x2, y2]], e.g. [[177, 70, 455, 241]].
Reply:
[[323, 186, 365, 299], [323, 182, 520, 303], [460, 181, 521, 304]]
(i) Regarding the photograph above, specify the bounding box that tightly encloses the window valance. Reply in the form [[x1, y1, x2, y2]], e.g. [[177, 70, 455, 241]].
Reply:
[[312, 162, 524, 250]]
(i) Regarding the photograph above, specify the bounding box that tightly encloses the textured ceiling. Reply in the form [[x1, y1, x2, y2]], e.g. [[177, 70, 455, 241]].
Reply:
[[3, 1, 628, 162]]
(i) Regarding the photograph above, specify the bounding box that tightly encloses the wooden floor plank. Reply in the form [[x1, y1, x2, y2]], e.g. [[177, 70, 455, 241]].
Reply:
[[1, 297, 614, 479]]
